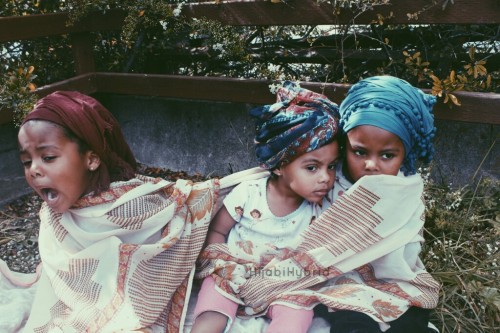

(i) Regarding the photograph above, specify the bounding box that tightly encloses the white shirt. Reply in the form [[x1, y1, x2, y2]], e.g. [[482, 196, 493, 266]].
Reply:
[[224, 177, 331, 257]]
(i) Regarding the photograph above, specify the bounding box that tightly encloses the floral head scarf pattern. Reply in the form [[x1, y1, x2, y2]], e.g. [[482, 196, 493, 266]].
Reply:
[[250, 81, 340, 169]]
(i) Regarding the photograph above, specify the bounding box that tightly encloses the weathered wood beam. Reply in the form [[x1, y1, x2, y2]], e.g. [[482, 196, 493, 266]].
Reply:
[[0, 11, 125, 42], [3, 73, 497, 125], [35, 73, 97, 97], [71, 32, 96, 74], [183, 0, 500, 26], [91, 73, 500, 125], [1, 0, 498, 44]]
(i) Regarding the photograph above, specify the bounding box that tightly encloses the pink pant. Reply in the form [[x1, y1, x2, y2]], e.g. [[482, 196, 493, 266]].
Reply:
[[193, 276, 313, 333]]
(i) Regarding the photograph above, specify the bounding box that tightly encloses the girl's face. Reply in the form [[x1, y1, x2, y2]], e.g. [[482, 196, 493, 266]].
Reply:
[[345, 125, 405, 182], [18, 120, 99, 213], [275, 141, 339, 203]]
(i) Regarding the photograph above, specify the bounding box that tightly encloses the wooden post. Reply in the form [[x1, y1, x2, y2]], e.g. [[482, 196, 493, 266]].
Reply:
[[71, 32, 95, 75]]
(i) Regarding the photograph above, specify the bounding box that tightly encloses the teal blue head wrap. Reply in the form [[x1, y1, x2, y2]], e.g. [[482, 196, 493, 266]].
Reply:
[[339, 76, 436, 175]]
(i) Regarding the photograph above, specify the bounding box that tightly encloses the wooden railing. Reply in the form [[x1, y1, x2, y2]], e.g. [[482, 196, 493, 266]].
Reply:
[[32, 72, 499, 124], [1, 0, 499, 125]]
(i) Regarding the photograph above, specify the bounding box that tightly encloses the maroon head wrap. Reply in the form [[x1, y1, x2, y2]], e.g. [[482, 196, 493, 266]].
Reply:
[[21, 91, 137, 194]]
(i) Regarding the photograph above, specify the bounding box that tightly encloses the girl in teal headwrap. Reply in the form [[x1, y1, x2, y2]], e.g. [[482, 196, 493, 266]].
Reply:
[[340, 75, 436, 179], [322, 75, 438, 333]]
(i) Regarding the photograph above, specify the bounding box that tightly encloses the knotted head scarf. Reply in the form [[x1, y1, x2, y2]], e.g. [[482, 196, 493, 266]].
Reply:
[[21, 91, 137, 193], [339, 76, 436, 175], [250, 81, 340, 169]]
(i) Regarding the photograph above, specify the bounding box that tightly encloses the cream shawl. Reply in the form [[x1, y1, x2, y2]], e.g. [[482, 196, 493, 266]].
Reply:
[[196, 174, 440, 331], [0, 167, 269, 333]]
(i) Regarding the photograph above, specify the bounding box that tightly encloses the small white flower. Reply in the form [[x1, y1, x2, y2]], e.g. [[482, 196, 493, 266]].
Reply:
[[268, 83, 280, 94], [213, 43, 224, 52], [268, 64, 280, 72], [173, 2, 184, 17]]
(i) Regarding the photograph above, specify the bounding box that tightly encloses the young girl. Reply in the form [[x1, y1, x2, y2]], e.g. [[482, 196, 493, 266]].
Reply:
[[322, 75, 438, 333], [192, 81, 341, 333], [10, 90, 252, 332], [331, 74, 436, 198]]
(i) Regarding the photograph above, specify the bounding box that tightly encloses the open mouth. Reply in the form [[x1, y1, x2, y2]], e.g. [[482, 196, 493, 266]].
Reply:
[[41, 188, 59, 202]]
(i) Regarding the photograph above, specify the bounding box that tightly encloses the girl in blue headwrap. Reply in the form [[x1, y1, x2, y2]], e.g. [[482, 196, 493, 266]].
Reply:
[[192, 82, 342, 333], [320, 75, 438, 333]]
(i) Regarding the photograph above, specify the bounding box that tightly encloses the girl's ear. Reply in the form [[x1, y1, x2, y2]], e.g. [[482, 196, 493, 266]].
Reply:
[[272, 167, 282, 177], [86, 151, 101, 172]]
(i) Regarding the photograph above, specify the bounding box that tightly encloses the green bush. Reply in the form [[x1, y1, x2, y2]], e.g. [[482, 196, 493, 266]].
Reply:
[[1, 1, 499, 125]]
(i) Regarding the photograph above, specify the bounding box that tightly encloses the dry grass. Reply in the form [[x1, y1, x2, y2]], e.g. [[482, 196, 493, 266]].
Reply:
[[422, 172, 499, 332]]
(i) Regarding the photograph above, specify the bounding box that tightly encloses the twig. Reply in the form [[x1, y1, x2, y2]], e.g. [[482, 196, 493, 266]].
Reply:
[[472, 137, 497, 181]]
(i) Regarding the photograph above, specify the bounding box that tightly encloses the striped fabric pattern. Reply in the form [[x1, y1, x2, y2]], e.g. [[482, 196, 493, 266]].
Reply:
[[197, 174, 440, 328]]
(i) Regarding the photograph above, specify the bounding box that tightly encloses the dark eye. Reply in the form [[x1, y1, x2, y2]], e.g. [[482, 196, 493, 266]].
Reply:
[[353, 150, 365, 156], [306, 165, 318, 171], [21, 160, 32, 168], [42, 156, 56, 162], [328, 162, 337, 170], [382, 153, 395, 159]]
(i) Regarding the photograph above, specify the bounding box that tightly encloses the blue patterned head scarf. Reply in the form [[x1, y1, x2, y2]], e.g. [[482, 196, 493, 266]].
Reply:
[[339, 75, 436, 175], [250, 81, 340, 169]]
